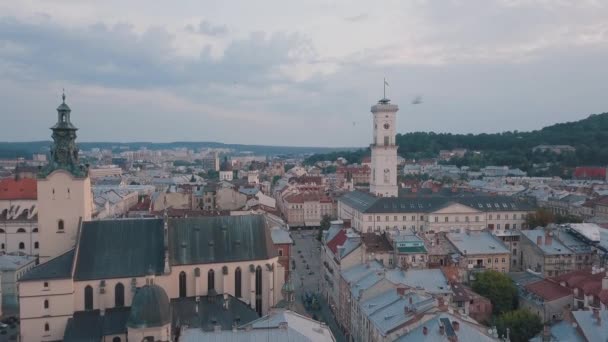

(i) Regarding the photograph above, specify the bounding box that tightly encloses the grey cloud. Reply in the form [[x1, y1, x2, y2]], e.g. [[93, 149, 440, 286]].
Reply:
[[185, 20, 228, 36], [0, 16, 311, 91]]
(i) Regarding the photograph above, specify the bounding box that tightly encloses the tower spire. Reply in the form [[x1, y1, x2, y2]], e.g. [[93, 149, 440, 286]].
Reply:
[[62, 88, 66, 104]]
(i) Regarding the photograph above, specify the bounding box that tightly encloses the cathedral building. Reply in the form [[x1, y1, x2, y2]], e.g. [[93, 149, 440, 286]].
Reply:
[[18, 96, 286, 341]]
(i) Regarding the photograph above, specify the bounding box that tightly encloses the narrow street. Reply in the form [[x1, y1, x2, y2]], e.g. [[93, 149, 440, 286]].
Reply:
[[290, 230, 346, 342]]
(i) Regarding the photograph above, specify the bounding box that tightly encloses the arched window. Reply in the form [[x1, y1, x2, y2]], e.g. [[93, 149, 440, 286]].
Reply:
[[112, 338, 121, 342], [44, 299, 49, 309], [194, 267, 200, 277], [34, 242, 39, 249], [115, 283, 125, 307], [179, 271, 187, 298], [17, 228, 26, 233], [18, 242, 25, 250], [255, 266, 263, 315], [84, 285, 93, 310], [58, 220, 64, 231], [235, 267, 242, 298], [44, 322, 49, 331], [208, 269, 215, 291]]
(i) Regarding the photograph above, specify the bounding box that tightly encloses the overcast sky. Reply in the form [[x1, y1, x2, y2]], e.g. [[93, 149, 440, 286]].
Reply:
[[1, 0, 607, 147]]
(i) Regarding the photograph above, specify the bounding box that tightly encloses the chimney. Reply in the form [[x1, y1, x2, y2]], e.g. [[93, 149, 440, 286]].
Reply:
[[409, 296, 413, 304], [423, 326, 428, 335], [452, 321, 460, 331], [537, 236, 543, 245], [593, 308, 600, 319], [545, 232, 552, 246]]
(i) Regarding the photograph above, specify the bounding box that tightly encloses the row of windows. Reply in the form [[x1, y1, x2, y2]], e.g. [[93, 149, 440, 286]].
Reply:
[[50, 187, 71, 199], [84, 283, 125, 310], [368, 213, 526, 222], [1, 242, 39, 250], [0, 228, 39, 233]]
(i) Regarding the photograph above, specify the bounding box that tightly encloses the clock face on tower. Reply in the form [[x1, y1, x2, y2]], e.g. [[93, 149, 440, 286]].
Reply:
[[383, 123, 390, 130]]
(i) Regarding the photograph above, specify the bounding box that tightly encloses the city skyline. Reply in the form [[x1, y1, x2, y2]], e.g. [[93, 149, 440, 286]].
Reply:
[[1, 1, 608, 147]]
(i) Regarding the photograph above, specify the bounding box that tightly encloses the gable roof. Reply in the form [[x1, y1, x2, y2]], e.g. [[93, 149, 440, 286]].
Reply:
[[74, 218, 164, 281], [327, 230, 348, 255], [20, 249, 75, 282], [168, 215, 276, 266], [339, 190, 534, 214], [524, 279, 572, 301]]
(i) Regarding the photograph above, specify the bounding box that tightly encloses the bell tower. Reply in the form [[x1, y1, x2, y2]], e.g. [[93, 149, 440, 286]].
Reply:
[[370, 87, 399, 197], [38, 92, 92, 262]]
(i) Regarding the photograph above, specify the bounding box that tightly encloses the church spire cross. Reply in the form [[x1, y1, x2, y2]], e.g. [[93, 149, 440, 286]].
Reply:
[[62, 89, 66, 104]]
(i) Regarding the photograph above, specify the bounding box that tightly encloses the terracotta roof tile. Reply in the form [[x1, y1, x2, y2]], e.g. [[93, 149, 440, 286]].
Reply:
[[525, 279, 572, 301], [0, 178, 37, 200], [327, 229, 347, 255]]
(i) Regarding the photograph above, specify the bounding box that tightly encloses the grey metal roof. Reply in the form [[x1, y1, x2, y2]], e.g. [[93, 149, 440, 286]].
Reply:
[[74, 218, 164, 280], [168, 215, 276, 266], [102, 307, 130, 335], [171, 294, 259, 331], [572, 309, 608, 342], [396, 312, 496, 342], [385, 269, 452, 295], [270, 227, 293, 244], [520, 230, 573, 256], [529, 320, 584, 342], [339, 190, 535, 214], [63, 307, 130, 341], [63, 310, 103, 342], [446, 231, 510, 255], [20, 249, 75, 282]]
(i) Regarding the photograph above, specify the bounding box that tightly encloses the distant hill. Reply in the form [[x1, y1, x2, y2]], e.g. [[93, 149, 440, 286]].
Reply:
[[305, 112, 608, 176], [0, 140, 355, 160]]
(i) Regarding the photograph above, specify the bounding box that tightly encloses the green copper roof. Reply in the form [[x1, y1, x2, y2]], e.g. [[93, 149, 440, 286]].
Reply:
[[168, 215, 276, 266], [127, 284, 171, 328], [171, 295, 259, 331], [20, 249, 75, 282], [397, 246, 428, 254], [39, 95, 87, 179], [74, 218, 164, 280]]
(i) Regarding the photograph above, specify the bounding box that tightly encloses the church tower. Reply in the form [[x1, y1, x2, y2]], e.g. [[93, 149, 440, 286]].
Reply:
[[38, 93, 92, 262], [370, 95, 399, 197]]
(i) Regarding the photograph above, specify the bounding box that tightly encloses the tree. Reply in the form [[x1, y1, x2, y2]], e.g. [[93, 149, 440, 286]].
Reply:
[[472, 270, 517, 315], [496, 309, 542, 342], [317, 215, 332, 241], [272, 175, 281, 186], [525, 208, 555, 228]]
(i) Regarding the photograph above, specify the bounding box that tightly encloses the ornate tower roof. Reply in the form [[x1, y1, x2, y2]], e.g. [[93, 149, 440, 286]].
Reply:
[[39, 92, 87, 178]]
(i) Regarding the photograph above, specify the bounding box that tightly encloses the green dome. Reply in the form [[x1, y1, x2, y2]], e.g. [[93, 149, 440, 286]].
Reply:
[[127, 284, 171, 328]]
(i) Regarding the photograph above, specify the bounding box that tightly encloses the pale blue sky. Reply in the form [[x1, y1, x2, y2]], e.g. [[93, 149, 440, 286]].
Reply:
[[1, 0, 607, 146]]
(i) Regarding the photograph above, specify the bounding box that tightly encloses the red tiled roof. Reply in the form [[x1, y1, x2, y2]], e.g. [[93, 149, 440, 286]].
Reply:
[[553, 270, 608, 304], [574, 167, 606, 179], [327, 229, 348, 255], [0, 178, 37, 200], [525, 279, 572, 301]]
